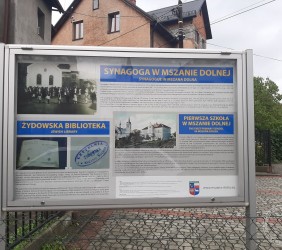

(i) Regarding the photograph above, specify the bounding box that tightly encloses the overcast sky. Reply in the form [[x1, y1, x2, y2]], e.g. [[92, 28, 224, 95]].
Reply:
[[55, 0, 282, 93]]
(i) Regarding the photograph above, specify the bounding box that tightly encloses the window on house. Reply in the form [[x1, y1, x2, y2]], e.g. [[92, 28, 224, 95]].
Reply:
[[202, 39, 206, 49], [73, 21, 84, 40], [93, 0, 99, 10], [37, 8, 45, 39], [37, 74, 42, 85], [195, 30, 200, 45], [49, 75, 54, 85], [108, 12, 120, 33]]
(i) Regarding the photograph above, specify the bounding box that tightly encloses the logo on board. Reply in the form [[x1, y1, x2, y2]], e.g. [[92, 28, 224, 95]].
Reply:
[[189, 181, 200, 196]]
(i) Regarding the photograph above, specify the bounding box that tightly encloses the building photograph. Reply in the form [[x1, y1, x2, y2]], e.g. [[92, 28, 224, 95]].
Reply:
[[17, 58, 97, 115], [115, 112, 176, 148], [141, 122, 172, 141]]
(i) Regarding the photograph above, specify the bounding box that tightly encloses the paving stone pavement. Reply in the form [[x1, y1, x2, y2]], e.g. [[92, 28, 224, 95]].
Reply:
[[66, 176, 282, 250]]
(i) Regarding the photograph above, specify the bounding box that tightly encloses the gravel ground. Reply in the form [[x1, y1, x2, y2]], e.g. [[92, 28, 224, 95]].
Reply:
[[64, 175, 282, 249]]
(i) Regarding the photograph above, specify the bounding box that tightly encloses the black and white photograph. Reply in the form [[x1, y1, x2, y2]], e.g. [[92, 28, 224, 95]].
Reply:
[[16, 137, 67, 170], [115, 112, 176, 148], [17, 56, 97, 115]]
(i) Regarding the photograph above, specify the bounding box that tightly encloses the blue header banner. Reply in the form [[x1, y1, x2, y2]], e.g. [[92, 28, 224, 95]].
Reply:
[[17, 121, 110, 135], [179, 114, 234, 134], [100, 66, 233, 83]]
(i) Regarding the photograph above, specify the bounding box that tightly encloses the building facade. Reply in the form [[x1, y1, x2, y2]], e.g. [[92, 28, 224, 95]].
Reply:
[[27, 63, 64, 88], [141, 123, 171, 140], [52, 0, 212, 49], [0, 0, 63, 44], [115, 118, 132, 140], [148, 0, 212, 49]]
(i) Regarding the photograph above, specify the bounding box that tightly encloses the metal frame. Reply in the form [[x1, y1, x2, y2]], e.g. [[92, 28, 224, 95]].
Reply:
[[0, 43, 6, 249], [2, 45, 254, 211], [2, 45, 10, 211], [245, 50, 257, 249]]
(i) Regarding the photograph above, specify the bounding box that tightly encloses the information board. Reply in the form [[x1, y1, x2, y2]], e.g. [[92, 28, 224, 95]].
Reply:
[[2, 46, 254, 210]]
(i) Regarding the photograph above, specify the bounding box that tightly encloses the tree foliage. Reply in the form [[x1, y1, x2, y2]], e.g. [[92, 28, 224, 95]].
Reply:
[[254, 77, 282, 131], [254, 77, 282, 163]]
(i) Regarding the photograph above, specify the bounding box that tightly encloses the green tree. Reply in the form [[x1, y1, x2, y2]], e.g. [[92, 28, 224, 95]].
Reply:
[[254, 77, 282, 163], [254, 77, 282, 131]]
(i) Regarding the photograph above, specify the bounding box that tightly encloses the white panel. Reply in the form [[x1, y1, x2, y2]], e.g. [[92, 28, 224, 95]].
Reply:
[[2, 45, 252, 211]]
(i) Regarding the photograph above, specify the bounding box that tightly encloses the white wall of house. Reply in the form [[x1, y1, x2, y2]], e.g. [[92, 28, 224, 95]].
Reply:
[[27, 63, 62, 87], [142, 125, 171, 140], [154, 127, 171, 140]]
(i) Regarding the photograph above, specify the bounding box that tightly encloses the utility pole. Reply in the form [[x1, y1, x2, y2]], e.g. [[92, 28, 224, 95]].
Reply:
[[178, 0, 184, 48]]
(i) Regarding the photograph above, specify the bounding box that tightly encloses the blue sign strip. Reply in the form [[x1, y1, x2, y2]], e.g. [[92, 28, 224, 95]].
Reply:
[[17, 121, 110, 135], [100, 66, 233, 83], [179, 114, 234, 134]]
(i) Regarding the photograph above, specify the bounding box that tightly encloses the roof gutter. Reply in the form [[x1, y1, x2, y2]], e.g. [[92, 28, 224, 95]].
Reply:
[[48, 0, 64, 13]]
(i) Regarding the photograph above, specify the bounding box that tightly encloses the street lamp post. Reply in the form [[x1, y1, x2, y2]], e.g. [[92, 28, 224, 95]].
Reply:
[[178, 0, 184, 48]]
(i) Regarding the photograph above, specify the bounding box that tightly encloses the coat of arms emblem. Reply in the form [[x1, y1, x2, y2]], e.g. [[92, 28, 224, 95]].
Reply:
[[189, 181, 200, 196]]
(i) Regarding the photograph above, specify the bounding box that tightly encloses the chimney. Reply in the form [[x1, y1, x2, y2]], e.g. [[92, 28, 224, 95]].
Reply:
[[129, 0, 136, 5]]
